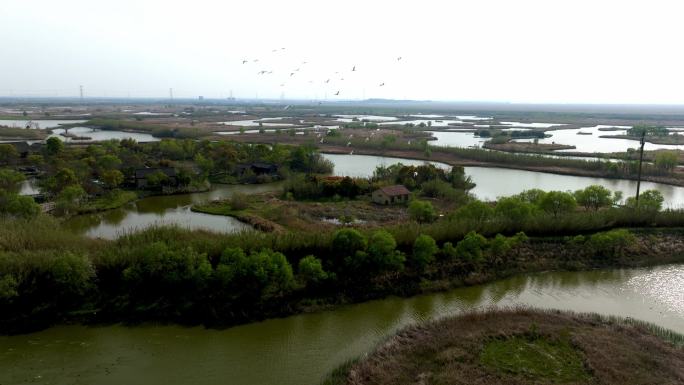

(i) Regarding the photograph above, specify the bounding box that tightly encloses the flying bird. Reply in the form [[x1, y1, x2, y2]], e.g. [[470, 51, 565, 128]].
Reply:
[[242, 60, 248, 64], [352, 66, 356, 71], [325, 79, 330, 83], [379, 82, 385, 86], [334, 91, 340, 95], [397, 57, 402, 61], [290, 72, 295, 76], [253, 59, 259, 63]]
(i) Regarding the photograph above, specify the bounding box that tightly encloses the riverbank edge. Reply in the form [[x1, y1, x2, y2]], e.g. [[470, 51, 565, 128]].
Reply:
[[319, 308, 684, 385], [208, 132, 684, 186], [17, 228, 684, 337], [318, 146, 684, 187]]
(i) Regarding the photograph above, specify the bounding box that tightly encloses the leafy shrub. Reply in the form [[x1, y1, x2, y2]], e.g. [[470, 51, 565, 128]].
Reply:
[[625, 190, 664, 213], [538, 191, 577, 218], [409, 200, 437, 223], [411, 234, 438, 270], [297, 255, 329, 285], [573, 185, 613, 211], [587, 229, 636, 258], [495, 197, 536, 222], [455, 231, 488, 262]]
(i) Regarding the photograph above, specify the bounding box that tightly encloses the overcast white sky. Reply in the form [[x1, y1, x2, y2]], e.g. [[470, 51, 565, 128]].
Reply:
[[2, 0, 684, 103]]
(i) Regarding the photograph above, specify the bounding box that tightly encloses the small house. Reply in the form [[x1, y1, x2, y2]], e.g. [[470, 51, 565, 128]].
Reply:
[[235, 162, 278, 176], [372, 185, 410, 205], [7, 141, 31, 158], [134, 167, 177, 188]]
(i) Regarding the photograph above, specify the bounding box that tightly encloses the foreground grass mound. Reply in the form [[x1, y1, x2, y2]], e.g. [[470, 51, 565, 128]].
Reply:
[[323, 308, 684, 385]]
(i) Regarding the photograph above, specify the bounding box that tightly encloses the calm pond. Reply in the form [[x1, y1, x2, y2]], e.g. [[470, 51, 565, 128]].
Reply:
[[50, 127, 159, 143], [1, 264, 682, 385], [513, 125, 684, 153], [66, 154, 684, 239], [64, 183, 281, 239], [0, 119, 86, 129]]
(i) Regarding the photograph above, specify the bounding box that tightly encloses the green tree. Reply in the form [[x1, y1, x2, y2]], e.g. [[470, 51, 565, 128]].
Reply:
[[494, 197, 536, 222], [216, 247, 294, 300], [411, 234, 438, 270], [332, 228, 367, 261], [96, 154, 122, 171], [101, 169, 124, 189], [654, 151, 678, 173], [456, 200, 494, 223], [194, 153, 214, 177], [408, 199, 437, 223], [625, 189, 664, 212], [455, 231, 488, 262], [46, 137, 64, 156], [0, 192, 40, 217], [573, 185, 613, 211], [364, 230, 404, 271], [55, 168, 79, 191], [538, 191, 577, 217], [587, 229, 636, 258], [297, 255, 328, 285], [516, 189, 547, 204], [27, 154, 44, 166], [0, 169, 25, 190], [123, 243, 211, 310], [56, 185, 86, 213], [0, 144, 18, 165], [146, 171, 170, 188], [49, 252, 95, 298]]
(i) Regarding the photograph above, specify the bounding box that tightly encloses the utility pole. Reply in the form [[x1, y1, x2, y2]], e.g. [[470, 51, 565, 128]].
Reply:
[[635, 130, 646, 208]]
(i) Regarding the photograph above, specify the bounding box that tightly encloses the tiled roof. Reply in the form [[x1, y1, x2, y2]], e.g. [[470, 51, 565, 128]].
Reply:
[[377, 185, 410, 196]]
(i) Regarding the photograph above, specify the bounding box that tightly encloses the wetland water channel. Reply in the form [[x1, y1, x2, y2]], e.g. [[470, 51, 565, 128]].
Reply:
[[1, 264, 683, 385], [64, 154, 684, 239]]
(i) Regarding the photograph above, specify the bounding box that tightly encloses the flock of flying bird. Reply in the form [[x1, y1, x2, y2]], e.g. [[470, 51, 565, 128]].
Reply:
[[241, 48, 403, 97]]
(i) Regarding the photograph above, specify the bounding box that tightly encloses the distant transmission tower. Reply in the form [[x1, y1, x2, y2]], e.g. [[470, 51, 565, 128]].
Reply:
[[79, 85, 84, 102], [169, 88, 174, 102]]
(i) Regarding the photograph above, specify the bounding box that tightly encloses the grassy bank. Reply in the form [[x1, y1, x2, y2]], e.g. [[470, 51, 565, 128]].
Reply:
[[0, 126, 48, 140], [2, 208, 684, 334], [75, 190, 138, 214], [322, 308, 684, 385], [222, 131, 684, 185]]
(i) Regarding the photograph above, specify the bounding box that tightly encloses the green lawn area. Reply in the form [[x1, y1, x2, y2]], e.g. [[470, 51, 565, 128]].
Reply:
[[480, 335, 591, 383], [77, 190, 138, 213]]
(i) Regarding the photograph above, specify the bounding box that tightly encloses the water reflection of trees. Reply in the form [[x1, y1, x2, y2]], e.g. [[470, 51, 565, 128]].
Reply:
[[524, 269, 633, 291]]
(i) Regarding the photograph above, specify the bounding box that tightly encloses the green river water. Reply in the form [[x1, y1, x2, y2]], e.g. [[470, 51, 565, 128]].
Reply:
[[1, 265, 683, 385]]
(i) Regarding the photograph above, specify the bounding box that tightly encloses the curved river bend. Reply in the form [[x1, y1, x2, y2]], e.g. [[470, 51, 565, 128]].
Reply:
[[65, 154, 684, 239], [1, 265, 682, 385]]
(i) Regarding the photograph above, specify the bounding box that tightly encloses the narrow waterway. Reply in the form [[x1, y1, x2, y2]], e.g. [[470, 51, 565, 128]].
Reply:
[[65, 154, 684, 238], [63, 183, 282, 239], [1, 264, 682, 385], [323, 153, 684, 207]]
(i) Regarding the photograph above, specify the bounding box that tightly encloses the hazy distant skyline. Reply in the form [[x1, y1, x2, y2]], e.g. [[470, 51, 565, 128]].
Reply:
[[2, 0, 684, 104]]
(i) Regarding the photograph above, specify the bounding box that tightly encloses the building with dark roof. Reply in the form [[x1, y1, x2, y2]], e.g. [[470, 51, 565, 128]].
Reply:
[[372, 185, 411, 205]]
